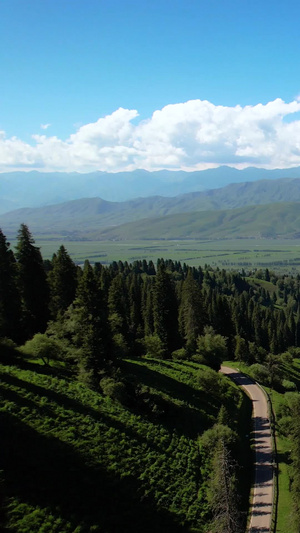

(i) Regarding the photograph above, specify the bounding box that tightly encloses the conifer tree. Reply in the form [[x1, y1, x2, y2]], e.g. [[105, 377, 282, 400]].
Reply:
[[15, 224, 49, 339], [178, 268, 205, 352], [142, 277, 154, 336], [128, 273, 143, 342], [48, 245, 78, 318], [0, 229, 22, 341], [73, 260, 111, 385], [208, 440, 242, 533], [108, 272, 129, 339], [153, 263, 179, 356]]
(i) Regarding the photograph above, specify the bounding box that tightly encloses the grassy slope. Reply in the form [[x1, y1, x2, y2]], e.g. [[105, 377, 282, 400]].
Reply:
[[3, 176, 300, 234], [91, 202, 300, 241], [0, 355, 251, 533]]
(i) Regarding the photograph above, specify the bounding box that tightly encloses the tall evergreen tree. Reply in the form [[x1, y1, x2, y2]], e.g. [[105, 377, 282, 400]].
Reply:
[[48, 245, 78, 318], [108, 272, 129, 340], [153, 263, 179, 356], [15, 224, 49, 339], [0, 229, 22, 341], [142, 277, 154, 336], [73, 260, 111, 385], [208, 440, 242, 533], [178, 268, 205, 352]]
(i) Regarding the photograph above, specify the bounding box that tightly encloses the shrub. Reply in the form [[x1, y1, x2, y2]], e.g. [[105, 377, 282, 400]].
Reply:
[[197, 367, 220, 394], [171, 348, 188, 360], [199, 423, 238, 457], [100, 377, 128, 403], [143, 334, 165, 359], [249, 363, 269, 385], [282, 379, 297, 392], [193, 326, 227, 371]]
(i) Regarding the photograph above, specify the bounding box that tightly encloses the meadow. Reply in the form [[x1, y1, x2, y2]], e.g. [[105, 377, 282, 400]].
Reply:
[[9, 237, 300, 272]]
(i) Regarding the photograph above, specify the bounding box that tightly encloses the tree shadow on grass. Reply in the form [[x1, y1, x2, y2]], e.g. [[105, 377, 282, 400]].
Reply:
[[0, 410, 190, 533], [122, 360, 219, 411], [0, 371, 163, 452], [0, 343, 72, 381], [121, 360, 221, 436]]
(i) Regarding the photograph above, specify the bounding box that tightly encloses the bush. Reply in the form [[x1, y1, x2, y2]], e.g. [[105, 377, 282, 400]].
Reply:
[[100, 377, 128, 404], [197, 367, 220, 394], [193, 326, 227, 371], [143, 334, 165, 359], [282, 379, 297, 392], [249, 363, 270, 385], [171, 348, 188, 360], [112, 333, 129, 358], [0, 338, 19, 363], [199, 423, 238, 457], [278, 415, 293, 437]]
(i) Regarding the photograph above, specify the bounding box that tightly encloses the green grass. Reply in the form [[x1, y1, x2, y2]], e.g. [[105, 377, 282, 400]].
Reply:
[[9, 236, 300, 272], [0, 355, 252, 533], [224, 359, 300, 533]]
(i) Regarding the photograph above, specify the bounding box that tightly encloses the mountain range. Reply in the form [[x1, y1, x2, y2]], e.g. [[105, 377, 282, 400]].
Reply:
[[1, 175, 300, 240], [2, 166, 300, 214]]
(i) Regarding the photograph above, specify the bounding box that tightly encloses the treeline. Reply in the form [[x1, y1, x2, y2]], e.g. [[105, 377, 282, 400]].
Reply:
[[2, 224, 300, 384]]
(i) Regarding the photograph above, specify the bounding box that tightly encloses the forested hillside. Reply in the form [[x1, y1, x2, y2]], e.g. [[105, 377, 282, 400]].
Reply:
[[2, 224, 300, 531]]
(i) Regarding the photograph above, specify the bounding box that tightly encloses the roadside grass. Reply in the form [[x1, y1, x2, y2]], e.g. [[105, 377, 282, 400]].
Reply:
[[223, 359, 300, 533]]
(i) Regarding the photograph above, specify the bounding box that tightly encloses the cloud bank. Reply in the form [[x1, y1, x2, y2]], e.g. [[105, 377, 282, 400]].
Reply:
[[1, 98, 300, 172]]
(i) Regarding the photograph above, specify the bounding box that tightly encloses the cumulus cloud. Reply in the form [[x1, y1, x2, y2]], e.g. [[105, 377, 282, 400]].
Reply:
[[1, 99, 300, 172]]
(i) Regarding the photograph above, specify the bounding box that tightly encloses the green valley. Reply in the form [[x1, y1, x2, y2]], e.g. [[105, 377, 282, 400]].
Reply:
[[2, 224, 300, 532]]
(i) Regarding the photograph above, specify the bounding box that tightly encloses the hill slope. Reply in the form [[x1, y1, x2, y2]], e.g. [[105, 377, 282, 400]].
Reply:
[[86, 202, 300, 240], [1, 166, 300, 213], [0, 355, 250, 532], [2, 177, 300, 236]]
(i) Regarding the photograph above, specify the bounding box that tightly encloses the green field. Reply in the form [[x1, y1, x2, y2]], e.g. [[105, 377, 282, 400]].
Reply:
[[9, 237, 300, 272]]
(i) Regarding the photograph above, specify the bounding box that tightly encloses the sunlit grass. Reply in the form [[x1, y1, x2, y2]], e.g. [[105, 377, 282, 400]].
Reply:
[[8, 237, 300, 272]]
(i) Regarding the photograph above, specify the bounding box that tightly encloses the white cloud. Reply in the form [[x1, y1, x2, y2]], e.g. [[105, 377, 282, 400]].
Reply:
[[40, 123, 51, 130], [1, 98, 300, 172]]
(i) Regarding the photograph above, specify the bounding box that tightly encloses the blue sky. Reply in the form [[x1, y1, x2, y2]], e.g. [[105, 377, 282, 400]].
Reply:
[[1, 0, 300, 172]]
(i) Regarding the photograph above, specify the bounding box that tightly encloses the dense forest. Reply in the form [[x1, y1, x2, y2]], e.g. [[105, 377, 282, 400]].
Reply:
[[2, 224, 300, 532]]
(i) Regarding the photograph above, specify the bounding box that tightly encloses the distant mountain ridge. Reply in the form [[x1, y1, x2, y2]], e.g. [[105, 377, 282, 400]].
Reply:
[[1, 166, 300, 214], [1, 176, 300, 237], [90, 202, 300, 241]]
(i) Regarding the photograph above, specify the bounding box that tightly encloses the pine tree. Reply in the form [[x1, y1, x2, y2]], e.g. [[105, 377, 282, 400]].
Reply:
[[153, 263, 179, 356], [48, 245, 78, 318], [0, 229, 22, 341], [108, 272, 129, 339], [73, 260, 111, 385], [208, 440, 242, 533], [127, 273, 143, 343], [15, 224, 49, 339], [178, 268, 205, 352], [142, 277, 154, 336]]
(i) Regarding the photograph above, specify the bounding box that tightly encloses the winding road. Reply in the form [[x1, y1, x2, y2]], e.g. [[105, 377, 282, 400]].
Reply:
[[221, 366, 274, 533]]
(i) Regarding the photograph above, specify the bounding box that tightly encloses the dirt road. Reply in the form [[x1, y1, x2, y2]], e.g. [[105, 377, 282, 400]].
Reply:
[[221, 366, 274, 533]]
